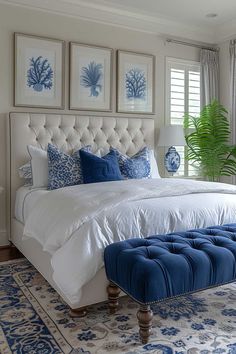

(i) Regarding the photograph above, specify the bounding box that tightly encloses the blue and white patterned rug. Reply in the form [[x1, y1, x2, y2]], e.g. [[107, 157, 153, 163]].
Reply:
[[1, 259, 236, 354]]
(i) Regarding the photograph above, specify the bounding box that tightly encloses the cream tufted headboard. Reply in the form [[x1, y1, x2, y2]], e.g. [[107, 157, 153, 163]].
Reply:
[[8, 112, 154, 234]]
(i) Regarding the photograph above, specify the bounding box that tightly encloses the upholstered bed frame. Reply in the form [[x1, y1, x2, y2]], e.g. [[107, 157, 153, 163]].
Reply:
[[8, 112, 154, 310]]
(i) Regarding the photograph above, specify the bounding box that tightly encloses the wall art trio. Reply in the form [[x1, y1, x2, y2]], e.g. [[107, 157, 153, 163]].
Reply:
[[14, 33, 155, 114]]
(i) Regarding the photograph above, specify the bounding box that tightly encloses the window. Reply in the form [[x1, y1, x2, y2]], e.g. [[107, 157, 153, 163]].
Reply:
[[165, 58, 201, 177]]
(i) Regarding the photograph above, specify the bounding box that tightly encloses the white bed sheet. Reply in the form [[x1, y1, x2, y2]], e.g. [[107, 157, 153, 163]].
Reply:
[[23, 178, 236, 305], [15, 186, 48, 224]]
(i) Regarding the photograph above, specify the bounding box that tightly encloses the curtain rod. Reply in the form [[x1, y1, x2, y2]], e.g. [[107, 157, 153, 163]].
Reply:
[[166, 38, 219, 52]]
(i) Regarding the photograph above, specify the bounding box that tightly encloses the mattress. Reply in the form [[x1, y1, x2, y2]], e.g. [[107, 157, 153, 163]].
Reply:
[[15, 186, 48, 224]]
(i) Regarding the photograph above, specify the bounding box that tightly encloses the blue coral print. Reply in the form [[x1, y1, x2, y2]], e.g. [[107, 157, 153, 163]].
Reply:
[[125, 68, 146, 100], [80, 61, 103, 97], [27, 56, 53, 92]]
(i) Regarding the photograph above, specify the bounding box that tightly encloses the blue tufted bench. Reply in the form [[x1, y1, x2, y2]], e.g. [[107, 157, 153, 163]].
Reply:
[[104, 224, 236, 344]]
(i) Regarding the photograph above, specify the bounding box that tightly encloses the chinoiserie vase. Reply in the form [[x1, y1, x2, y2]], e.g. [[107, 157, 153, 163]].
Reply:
[[164, 146, 181, 173]]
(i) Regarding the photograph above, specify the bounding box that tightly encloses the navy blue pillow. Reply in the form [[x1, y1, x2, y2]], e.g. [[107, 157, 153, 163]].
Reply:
[[79, 149, 123, 184]]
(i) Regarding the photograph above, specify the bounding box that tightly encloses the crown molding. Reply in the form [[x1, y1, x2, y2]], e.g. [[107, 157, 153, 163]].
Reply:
[[216, 20, 236, 42], [0, 0, 217, 43]]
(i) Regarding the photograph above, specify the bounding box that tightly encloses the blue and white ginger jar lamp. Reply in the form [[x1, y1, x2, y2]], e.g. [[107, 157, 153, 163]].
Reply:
[[158, 125, 186, 175], [164, 146, 181, 173]]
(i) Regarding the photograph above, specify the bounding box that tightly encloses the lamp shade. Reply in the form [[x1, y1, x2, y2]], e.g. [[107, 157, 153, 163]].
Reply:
[[158, 125, 185, 147]]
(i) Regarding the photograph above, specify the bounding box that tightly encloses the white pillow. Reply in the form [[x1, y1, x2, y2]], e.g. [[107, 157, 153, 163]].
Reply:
[[27, 145, 48, 188], [149, 150, 161, 178]]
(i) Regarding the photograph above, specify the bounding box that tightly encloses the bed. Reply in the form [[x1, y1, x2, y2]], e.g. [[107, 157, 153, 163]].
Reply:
[[8, 112, 236, 312], [8, 112, 155, 310]]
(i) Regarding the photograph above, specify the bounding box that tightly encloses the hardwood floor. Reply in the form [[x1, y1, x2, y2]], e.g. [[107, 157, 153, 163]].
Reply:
[[0, 246, 23, 262]]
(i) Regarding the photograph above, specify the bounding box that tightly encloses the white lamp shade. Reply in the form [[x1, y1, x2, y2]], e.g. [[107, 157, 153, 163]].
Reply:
[[158, 125, 185, 147]]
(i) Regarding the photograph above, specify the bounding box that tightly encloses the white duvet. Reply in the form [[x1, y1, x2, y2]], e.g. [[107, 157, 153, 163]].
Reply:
[[23, 178, 236, 304]]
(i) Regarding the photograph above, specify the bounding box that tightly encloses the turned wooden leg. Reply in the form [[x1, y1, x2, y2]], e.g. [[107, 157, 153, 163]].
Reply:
[[69, 307, 87, 318], [107, 282, 121, 314], [137, 305, 153, 344]]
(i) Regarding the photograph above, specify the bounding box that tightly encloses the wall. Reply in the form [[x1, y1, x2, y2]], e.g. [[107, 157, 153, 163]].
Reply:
[[0, 3, 200, 245]]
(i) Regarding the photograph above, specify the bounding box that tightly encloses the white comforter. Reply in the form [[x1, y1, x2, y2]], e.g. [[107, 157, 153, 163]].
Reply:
[[24, 178, 236, 304]]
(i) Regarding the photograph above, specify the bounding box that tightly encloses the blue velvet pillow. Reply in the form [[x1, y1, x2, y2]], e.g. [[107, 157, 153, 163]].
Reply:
[[47, 144, 91, 190], [111, 147, 151, 179], [79, 149, 123, 184]]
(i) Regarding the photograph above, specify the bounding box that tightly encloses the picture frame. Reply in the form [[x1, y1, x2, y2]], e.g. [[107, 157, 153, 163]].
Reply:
[[117, 50, 155, 114], [14, 33, 65, 109], [70, 42, 112, 111]]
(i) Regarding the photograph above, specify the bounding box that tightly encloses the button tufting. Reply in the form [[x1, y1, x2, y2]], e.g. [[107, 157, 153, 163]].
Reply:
[[104, 224, 236, 310]]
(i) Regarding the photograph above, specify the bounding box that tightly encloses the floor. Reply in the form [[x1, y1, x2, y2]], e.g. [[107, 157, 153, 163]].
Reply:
[[0, 246, 23, 262]]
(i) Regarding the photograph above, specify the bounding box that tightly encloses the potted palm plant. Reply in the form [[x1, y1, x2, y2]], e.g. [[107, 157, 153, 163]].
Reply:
[[184, 100, 236, 182]]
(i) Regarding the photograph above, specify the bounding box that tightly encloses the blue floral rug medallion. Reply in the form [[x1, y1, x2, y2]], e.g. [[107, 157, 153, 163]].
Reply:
[[1, 259, 236, 353]]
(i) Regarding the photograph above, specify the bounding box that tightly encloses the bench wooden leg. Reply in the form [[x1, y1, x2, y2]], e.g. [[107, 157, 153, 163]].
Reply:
[[107, 282, 120, 314], [137, 305, 153, 344], [69, 307, 87, 318]]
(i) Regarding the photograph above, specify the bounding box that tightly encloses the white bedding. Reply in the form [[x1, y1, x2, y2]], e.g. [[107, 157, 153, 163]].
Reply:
[[23, 178, 236, 305], [15, 186, 48, 223]]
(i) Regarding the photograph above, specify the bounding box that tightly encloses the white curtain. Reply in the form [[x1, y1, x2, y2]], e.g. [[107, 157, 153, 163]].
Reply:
[[230, 40, 236, 184], [200, 49, 219, 107]]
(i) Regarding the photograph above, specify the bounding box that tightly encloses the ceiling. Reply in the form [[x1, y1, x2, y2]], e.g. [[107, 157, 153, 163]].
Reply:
[[1, 0, 236, 43]]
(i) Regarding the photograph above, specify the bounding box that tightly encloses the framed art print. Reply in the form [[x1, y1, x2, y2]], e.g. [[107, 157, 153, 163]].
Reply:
[[70, 43, 112, 111], [14, 33, 65, 108], [117, 50, 155, 114]]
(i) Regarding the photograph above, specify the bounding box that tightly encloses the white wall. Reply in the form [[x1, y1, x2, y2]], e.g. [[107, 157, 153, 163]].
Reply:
[[0, 3, 200, 245]]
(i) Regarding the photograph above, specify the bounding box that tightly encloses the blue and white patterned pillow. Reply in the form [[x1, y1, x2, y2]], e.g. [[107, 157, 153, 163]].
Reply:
[[19, 162, 32, 179], [111, 147, 151, 179], [47, 144, 91, 190], [18, 162, 33, 185]]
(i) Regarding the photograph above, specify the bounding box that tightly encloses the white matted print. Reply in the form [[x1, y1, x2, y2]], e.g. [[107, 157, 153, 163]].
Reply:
[[117, 50, 155, 114], [70, 43, 112, 111], [15, 33, 65, 108]]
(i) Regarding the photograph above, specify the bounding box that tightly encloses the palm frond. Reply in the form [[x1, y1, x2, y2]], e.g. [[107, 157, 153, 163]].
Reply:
[[184, 100, 236, 181]]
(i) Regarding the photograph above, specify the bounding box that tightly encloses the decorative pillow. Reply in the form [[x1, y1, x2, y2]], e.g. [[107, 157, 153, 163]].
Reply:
[[111, 147, 151, 179], [27, 145, 48, 188], [47, 144, 91, 190], [149, 150, 161, 178], [18, 162, 33, 186], [79, 149, 123, 184]]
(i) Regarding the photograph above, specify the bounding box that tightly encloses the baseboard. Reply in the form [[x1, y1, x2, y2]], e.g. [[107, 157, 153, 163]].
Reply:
[[0, 230, 10, 246]]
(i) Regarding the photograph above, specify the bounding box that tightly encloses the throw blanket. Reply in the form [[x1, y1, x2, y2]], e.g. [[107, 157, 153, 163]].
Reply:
[[24, 178, 236, 253]]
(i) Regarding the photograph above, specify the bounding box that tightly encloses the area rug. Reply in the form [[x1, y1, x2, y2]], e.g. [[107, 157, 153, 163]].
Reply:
[[1, 259, 236, 354]]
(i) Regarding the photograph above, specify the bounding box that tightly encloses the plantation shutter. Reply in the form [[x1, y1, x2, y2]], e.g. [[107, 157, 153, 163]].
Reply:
[[166, 58, 201, 177]]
